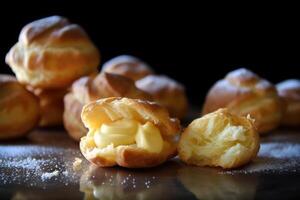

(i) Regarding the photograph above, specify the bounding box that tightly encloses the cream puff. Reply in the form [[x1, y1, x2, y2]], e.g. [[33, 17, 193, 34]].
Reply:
[[80, 97, 180, 168], [202, 68, 283, 133], [63, 73, 152, 141], [136, 75, 188, 119], [27, 87, 66, 127], [276, 79, 300, 126], [179, 108, 259, 169], [5, 15, 100, 89], [0, 74, 39, 140], [102, 55, 153, 81]]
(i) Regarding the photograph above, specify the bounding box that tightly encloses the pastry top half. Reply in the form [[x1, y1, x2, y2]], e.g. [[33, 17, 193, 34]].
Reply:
[[0, 74, 40, 139], [6, 15, 100, 88], [72, 72, 152, 105], [179, 108, 260, 169], [202, 68, 282, 133], [63, 72, 152, 141], [102, 55, 153, 81], [136, 74, 188, 119], [276, 79, 300, 126], [80, 97, 180, 168], [277, 79, 300, 100]]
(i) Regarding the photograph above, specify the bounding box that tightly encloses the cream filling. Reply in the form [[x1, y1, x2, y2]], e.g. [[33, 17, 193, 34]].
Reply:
[[92, 119, 163, 153]]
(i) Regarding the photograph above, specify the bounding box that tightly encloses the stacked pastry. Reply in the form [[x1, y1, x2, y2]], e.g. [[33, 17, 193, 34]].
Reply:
[[5, 15, 100, 127], [2, 14, 297, 170], [102, 55, 188, 119]]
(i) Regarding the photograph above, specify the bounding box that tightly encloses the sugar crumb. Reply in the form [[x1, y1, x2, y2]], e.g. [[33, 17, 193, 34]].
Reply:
[[73, 157, 82, 171], [41, 170, 59, 181]]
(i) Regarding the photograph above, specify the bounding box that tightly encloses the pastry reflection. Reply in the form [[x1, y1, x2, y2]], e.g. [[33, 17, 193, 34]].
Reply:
[[178, 166, 258, 200], [80, 161, 180, 200]]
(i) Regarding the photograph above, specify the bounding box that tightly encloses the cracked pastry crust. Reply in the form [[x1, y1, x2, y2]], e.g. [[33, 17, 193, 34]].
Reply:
[[27, 87, 66, 127], [136, 75, 188, 119], [63, 73, 152, 141], [0, 74, 40, 139], [276, 79, 300, 126], [80, 97, 180, 168], [178, 108, 259, 169], [202, 68, 283, 134], [102, 55, 153, 81], [5, 16, 100, 88]]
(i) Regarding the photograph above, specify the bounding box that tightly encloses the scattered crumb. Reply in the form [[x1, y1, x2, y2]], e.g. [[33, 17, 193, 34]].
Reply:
[[73, 157, 83, 171], [41, 170, 59, 181], [62, 170, 69, 176]]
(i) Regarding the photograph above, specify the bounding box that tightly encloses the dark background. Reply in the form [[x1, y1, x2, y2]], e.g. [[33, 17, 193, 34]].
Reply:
[[0, 1, 299, 105]]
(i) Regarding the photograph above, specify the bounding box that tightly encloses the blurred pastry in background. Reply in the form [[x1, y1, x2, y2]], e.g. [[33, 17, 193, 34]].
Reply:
[[178, 108, 259, 169], [27, 87, 66, 127], [63, 73, 152, 141], [276, 79, 300, 127], [5, 15, 100, 89], [136, 75, 188, 119], [80, 97, 180, 168], [102, 55, 153, 81], [202, 68, 283, 134], [0, 74, 39, 140]]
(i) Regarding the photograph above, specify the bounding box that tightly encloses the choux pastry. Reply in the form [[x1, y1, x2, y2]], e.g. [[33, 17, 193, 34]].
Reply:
[[5, 15, 100, 88], [0, 74, 39, 139], [202, 68, 283, 133], [179, 108, 259, 169], [80, 97, 180, 168], [136, 75, 188, 119]]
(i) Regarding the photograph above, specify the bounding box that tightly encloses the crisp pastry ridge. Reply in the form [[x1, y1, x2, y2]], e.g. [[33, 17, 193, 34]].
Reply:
[[5, 15, 100, 88], [102, 55, 153, 81], [80, 97, 180, 168], [179, 108, 260, 169]]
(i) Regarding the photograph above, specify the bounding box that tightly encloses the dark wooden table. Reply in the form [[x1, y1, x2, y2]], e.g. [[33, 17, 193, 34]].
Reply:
[[0, 126, 300, 200]]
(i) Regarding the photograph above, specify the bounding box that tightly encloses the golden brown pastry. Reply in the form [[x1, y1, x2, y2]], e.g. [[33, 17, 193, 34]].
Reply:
[[63, 72, 152, 141], [136, 75, 188, 119], [80, 97, 180, 168], [202, 68, 283, 133], [276, 79, 300, 126], [5, 15, 100, 89], [27, 87, 66, 127], [0, 74, 39, 140], [178, 108, 259, 169], [102, 55, 153, 81]]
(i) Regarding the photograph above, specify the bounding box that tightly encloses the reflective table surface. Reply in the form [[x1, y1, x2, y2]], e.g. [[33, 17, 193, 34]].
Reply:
[[1, 127, 300, 200]]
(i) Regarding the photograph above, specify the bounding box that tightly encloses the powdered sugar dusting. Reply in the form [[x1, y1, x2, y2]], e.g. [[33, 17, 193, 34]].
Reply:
[[41, 170, 59, 181], [0, 145, 86, 188], [259, 142, 300, 158], [221, 142, 300, 174]]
